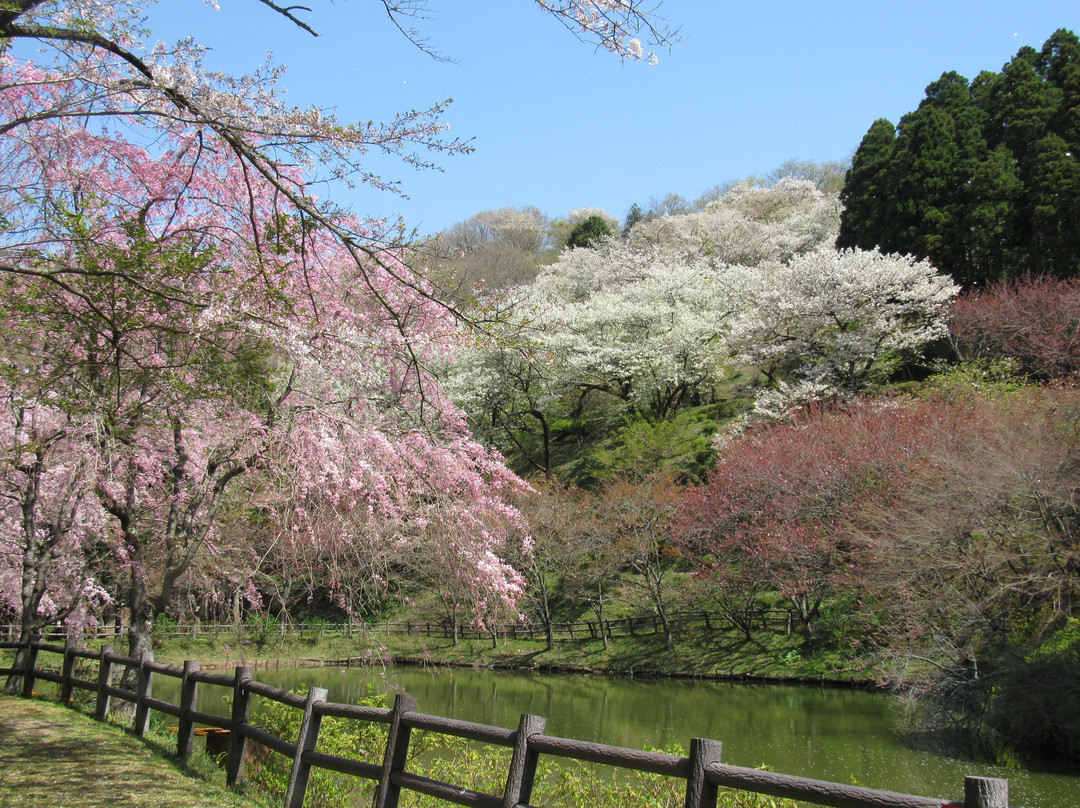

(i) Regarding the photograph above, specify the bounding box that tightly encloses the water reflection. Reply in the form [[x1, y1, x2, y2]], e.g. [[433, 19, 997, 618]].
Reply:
[[158, 663, 1075, 808]]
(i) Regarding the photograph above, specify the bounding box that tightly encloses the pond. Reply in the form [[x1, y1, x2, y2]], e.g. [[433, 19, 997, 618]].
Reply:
[[158, 662, 1076, 808]]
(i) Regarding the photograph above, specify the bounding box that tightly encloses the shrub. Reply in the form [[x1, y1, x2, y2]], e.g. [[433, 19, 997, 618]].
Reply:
[[950, 273, 1080, 379], [984, 620, 1080, 766], [152, 613, 178, 644]]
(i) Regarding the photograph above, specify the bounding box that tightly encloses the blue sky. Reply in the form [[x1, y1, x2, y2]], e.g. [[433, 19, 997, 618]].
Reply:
[[146, 1, 1077, 236]]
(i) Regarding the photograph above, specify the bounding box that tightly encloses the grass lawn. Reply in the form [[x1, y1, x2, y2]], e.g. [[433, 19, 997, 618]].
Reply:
[[0, 695, 271, 808]]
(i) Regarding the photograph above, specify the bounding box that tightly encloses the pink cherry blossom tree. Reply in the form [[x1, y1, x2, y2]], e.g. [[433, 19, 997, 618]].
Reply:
[[0, 391, 114, 690], [0, 0, 670, 655], [0, 117, 536, 657]]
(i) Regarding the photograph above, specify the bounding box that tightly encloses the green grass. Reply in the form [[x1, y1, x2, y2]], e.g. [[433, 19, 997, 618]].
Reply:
[[0, 694, 273, 808], [147, 619, 869, 684]]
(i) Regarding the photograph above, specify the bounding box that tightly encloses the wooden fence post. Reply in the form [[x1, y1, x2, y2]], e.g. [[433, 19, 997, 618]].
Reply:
[[374, 693, 418, 808], [965, 776, 1009, 808], [19, 633, 40, 698], [226, 665, 253, 788], [95, 644, 115, 719], [502, 713, 546, 808], [284, 685, 329, 808], [684, 738, 723, 808], [177, 659, 200, 759], [60, 637, 77, 704], [133, 651, 154, 735]]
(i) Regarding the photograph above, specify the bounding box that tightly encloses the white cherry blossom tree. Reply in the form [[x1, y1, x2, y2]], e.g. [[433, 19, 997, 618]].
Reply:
[[731, 247, 960, 394]]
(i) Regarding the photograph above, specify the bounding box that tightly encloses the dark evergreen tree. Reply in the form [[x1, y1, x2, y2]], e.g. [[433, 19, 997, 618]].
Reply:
[[567, 214, 614, 249], [963, 145, 1023, 285], [1030, 133, 1080, 276], [622, 203, 645, 239], [837, 118, 896, 251], [888, 103, 958, 262], [1039, 30, 1080, 150], [839, 28, 1080, 284]]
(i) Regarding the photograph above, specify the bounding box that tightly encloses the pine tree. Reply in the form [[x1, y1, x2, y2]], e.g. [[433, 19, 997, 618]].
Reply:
[[838, 29, 1080, 283], [837, 118, 896, 251]]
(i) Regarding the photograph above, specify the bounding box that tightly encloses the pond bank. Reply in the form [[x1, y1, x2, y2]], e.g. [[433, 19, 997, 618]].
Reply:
[[153, 622, 869, 687], [290, 652, 877, 689]]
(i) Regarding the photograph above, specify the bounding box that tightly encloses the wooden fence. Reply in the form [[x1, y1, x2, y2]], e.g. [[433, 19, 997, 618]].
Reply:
[[0, 636, 1011, 808], [0, 609, 801, 645]]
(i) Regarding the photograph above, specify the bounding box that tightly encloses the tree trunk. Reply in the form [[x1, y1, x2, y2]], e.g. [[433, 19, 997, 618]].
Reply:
[[661, 614, 674, 651], [589, 584, 608, 650], [534, 570, 555, 652], [643, 564, 674, 651], [124, 572, 154, 687], [4, 636, 34, 695], [790, 593, 821, 646]]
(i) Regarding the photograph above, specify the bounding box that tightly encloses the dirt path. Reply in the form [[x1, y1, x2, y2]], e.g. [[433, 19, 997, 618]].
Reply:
[[0, 696, 261, 808]]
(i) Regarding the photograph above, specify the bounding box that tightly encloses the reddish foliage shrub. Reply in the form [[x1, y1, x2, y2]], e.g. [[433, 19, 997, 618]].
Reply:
[[949, 273, 1080, 379], [675, 377, 1080, 760], [672, 397, 952, 641]]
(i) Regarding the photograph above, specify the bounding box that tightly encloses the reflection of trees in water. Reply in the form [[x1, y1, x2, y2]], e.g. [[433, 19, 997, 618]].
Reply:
[[154, 666, 1070, 806]]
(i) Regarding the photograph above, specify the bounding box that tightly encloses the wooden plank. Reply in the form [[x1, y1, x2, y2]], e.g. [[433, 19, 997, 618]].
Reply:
[[95, 644, 115, 719], [374, 693, 418, 808], [965, 777, 1009, 808], [226, 665, 253, 787], [241, 723, 297, 757], [403, 711, 516, 746], [284, 685, 328, 808], [705, 763, 954, 808], [244, 678, 308, 708], [142, 696, 181, 717], [303, 749, 382, 780], [177, 660, 199, 759], [315, 700, 392, 724], [133, 651, 154, 735], [392, 771, 502, 808], [502, 713, 546, 808], [529, 734, 690, 777], [684, 738, 722, 808]]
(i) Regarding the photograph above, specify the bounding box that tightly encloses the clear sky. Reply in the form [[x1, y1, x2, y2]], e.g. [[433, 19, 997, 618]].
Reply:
[[144, 0, 1077, 236]]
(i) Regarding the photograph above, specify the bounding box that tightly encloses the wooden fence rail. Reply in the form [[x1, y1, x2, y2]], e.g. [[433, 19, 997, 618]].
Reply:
[[0, 609, 802, 645], [0, 636, 1010, 808]]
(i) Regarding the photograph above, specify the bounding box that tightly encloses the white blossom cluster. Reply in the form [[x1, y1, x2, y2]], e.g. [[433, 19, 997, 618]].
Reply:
[[445, 181, 958, 425], [628, 179, 841, 265], [730, 247, 959, 392], [534, 0, 670, 64]]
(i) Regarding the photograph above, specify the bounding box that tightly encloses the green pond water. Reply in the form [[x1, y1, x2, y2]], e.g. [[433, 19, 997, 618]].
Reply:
[[158, 663, 1076, 807]]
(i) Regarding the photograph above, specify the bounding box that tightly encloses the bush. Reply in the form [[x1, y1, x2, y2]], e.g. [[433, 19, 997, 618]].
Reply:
[[246, 687, 389, 807], [242, 613, 281, 650], [950, 274, 1080, 379], [985, 620, 1080, 766], [152, 613, 178, 643]]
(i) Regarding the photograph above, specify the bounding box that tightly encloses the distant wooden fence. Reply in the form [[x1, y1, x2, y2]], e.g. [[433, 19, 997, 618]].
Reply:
[[0, 636, 1010, 808], [0, 609, 802, 644]]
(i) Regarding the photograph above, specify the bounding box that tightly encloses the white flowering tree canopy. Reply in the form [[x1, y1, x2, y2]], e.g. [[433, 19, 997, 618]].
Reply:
[[444, 182, 958, 442], [530, 241, 748, 414], [731, 247, 960, 391]]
